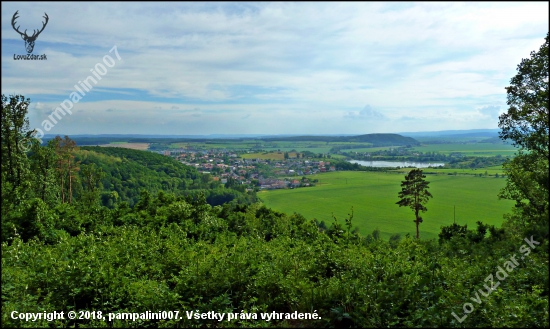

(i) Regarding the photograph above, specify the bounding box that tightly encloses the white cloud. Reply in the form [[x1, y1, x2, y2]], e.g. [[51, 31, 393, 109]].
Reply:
[[1, 2, 547, 134], [477, 105, 502, 118], [345, 105, 387, 120]]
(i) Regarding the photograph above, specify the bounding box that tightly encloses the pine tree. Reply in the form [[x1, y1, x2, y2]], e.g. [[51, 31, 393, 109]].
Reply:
[[396, 169, 433, 239]]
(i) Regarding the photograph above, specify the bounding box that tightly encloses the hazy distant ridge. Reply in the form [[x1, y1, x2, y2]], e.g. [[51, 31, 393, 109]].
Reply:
[[43, 133, 418, 146], [263, 133, 419, 146], [399, 129, 500, 138]]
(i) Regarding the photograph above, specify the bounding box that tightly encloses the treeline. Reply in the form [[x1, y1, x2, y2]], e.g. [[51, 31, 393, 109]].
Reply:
[[346, 148, 508, 168], [344, 148, 447, 161], [329, 143, 374, 153], [329, 159, 390, 171], [445, 155, 508, 169]]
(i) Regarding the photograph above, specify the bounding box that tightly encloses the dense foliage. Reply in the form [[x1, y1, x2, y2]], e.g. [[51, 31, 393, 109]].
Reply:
[[2, 192, 548, 328], [498, 32, 549, 243]]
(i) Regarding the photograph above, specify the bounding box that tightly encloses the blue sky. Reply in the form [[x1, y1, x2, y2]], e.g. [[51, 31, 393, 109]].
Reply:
[[1, 2, 548, 135]]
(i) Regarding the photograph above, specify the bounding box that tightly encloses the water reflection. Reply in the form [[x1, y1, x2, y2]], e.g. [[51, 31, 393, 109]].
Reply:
[[348, 160, 444, 168]]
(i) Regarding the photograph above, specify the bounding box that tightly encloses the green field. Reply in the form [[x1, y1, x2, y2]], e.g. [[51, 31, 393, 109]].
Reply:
[[342, 146, 397, 153], [411, 143, 517, 156], [259, 171, 514, 240], [169, 142, 261, 150], [414, 136, 499, 143], [391, 166, 506, 175]]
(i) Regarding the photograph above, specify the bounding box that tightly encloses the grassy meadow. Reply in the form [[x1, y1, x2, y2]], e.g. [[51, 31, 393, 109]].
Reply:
[[259, 171, 514, 240], [342, 146, 398, 153], [391, 166, 506, 175], [411, 143, 516, 156]]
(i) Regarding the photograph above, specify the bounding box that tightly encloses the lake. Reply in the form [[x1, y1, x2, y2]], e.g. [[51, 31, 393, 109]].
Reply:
[[348, 160, 445, 168]]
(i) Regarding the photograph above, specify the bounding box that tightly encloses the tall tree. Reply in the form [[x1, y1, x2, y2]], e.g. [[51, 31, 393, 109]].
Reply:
[[29, 139, 60, 207], [79, 163, 105, 208], [53, 136, 80, 203], [1, 94, 34, 214], [396, 169, 433, 239], [498, 33, 549, 236]]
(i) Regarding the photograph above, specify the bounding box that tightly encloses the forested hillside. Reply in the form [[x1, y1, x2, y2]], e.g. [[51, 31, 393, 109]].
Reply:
[[75, 146, 254, 207]]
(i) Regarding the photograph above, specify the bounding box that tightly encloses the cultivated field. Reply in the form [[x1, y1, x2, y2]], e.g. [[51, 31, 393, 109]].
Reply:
[[411, 143, 516, 156], [169, 142, 261, 150], [260, 171, 514, 240], [241, 152, 300, 160], [99, 142, 150, 150]]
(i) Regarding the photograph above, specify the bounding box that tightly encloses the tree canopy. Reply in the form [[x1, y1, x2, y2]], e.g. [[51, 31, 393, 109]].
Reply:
[[498, 33, 549, 240], [499, 32, 549, 159]]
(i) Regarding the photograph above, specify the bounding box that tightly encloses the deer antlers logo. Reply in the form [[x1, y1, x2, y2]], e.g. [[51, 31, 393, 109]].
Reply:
[[12, 10, 49, 54]]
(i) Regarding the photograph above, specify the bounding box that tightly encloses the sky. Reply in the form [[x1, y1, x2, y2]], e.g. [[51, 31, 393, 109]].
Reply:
[[1, 2, 548, 136]]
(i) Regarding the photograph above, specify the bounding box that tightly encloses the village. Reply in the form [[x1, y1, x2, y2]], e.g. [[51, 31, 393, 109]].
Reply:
[[158, 148, 337, 190]]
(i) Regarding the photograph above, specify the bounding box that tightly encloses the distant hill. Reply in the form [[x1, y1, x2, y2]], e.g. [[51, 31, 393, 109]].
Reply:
[[263, 133, 419, 146], [478, 136, 512, 144], [43, 133, 419, 147], [400, 129, 500, 138], [344, 133, 420, 145]]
